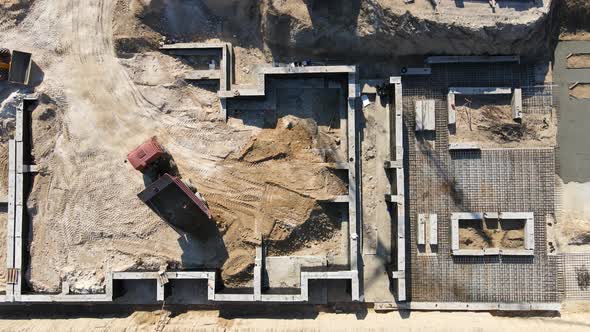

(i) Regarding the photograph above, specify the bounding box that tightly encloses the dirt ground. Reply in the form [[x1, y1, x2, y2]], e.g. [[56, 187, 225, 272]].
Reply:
[[553, 179, 590, 253], [450, 101, 557, 148], [0, 0, 349, 293], [459, 219, 525, 250], [0, 0, 585, 309], [567, 54, 590, 68], [569, 83, 590, 99], [1, 308, 590, 332]]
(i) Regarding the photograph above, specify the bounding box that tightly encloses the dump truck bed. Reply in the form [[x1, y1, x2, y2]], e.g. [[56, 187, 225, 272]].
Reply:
[[8, 51, 32, 84], [137, 173, 211, 234]]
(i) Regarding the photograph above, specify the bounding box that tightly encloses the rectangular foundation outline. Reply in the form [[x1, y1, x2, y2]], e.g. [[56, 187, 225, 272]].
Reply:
[[6, 47, 362, 303], [451, 212, 534, 256]]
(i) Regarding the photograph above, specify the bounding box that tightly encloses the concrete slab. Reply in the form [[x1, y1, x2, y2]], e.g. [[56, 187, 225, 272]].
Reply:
[[417, 214, 426, 245], [429, 214, 438, 245], [449, 143, 481, 150], [265, 256, 326, 289], [448, 91, 456, 124], [389, 76, 406, 302], [449, 87, 512, 95], [415, 100, 435, 131], [512, 88, 523, 120], [184, 70, 221, 81]]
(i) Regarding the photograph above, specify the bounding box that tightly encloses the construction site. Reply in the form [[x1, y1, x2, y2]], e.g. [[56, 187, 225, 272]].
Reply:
[[1, 0, 590, 329]]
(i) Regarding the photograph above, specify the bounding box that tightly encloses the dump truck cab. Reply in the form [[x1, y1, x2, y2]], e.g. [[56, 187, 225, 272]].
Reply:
[[0, 49, 32, 85], [127, 136, 166, 172]]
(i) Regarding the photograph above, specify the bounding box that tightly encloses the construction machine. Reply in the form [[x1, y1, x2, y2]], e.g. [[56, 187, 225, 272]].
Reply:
[[0, 48, 32, 85], [128, 137, 212, 234]]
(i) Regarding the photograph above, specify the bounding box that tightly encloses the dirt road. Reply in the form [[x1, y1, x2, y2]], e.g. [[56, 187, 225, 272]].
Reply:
[[0, 307, 590, 331]]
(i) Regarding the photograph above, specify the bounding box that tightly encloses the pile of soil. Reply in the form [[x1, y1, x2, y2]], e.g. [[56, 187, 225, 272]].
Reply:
[[203, 117, 346, 286], [451, 104, 556, 148], [124, 0, 555, 61], [459, 219, 525, 250], [261, 0, 553, 58]]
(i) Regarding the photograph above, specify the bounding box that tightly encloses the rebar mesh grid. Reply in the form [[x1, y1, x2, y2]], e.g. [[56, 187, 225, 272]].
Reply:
[[522, 85, 556, 115], [561, 253, 590, 300], [401, 63, 559, 303], [403, 63, 537, 90]]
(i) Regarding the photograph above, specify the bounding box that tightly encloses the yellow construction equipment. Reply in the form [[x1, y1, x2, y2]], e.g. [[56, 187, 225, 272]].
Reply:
[[0, 48, 32, 84]]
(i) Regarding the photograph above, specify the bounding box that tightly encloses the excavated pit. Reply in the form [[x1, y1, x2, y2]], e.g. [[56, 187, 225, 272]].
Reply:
[[450, 97, 557, 148], [459, 219, 526, 250]]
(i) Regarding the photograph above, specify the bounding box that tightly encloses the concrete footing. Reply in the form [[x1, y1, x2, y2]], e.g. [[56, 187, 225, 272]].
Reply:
[[0, 49, 562, 311], [387, 76, 406, 302], [451, 212, 535, 256]]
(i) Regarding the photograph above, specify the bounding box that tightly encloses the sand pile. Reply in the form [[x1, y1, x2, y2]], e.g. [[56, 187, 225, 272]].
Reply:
[[459, 219, 525, 250], [187, 117, 346, 286]]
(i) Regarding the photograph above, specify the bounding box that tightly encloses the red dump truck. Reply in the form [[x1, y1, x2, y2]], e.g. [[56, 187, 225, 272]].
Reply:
[[128, 137, 211, 234], [127, 136, 165, 172]]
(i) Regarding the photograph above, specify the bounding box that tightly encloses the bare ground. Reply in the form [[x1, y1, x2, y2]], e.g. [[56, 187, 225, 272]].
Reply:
[[570, 83, 590, 99], [0, 0, 582, 302], [459, 219, 525, 250], [0, 0, 352, 292], [0, 309, 590, 331], [554, 179, 590, 253], [567, 54, 590, 68], [450, 103, 557, 148]]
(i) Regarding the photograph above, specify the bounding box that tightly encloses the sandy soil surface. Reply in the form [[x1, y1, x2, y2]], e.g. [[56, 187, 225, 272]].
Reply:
[[263, 0, 554, 58], [570, 83, 590, 99], [450, 103, 557, 148], [567, 54, 590, 68], [554, 179, 590, 253], [0, 0, 347, 293], [459, 219, 525, 250], [0, 308, 590, 331], [0, 0, 584, 306]]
